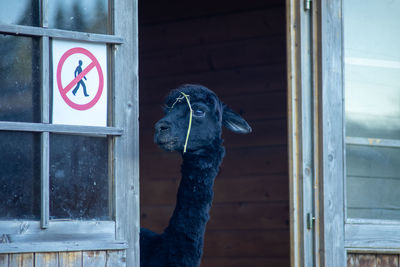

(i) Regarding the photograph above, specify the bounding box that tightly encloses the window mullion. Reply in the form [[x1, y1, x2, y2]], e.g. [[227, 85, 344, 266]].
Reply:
[[40, 0, 50, 229]]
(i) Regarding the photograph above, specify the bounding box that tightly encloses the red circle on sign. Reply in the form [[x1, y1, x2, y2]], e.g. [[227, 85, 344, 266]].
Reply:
[[56, 47, 104, 111]]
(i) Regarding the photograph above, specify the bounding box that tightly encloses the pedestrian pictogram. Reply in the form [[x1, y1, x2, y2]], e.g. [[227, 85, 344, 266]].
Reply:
[[52, 40, 107, 126], [72, 60, 88, 97]]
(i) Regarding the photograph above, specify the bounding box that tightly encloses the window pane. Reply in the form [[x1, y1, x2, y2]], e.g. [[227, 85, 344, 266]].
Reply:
[[0, 132, 40, 220], [50, 134, 110, 220], [344, 0, 400, 220], [0, 1, 39, 26], [344, 0, 400, 139], [49, 0, 108, 34], [0, 35, 41, 123], [347, 145, 400, 220]]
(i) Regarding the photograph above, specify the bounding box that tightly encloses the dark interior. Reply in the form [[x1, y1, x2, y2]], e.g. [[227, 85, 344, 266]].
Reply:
[[139, 0, 288, 265]]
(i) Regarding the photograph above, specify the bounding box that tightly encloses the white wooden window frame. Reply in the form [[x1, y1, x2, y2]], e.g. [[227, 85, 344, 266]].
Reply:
[[0, 0, 139, 265]]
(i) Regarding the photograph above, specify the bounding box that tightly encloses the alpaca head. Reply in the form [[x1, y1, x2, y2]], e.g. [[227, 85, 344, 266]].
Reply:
[[154, 84, 252, 153]]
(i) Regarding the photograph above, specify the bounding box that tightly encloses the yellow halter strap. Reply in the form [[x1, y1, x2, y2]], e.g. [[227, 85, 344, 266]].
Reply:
[[169, 92, 193, 153]]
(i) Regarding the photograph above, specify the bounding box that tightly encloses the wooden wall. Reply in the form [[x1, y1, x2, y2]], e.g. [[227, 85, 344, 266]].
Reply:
[[139, 0, 289, 266], [348, 254, 400, 267], [0, 251, 125, 267]]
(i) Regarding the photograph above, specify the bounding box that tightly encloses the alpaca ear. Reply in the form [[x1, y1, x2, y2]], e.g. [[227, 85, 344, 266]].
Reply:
[[222, 106, 252, 134]]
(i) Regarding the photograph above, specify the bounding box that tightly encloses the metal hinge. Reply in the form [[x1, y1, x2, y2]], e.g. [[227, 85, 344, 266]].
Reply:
[[306, 213, 315, 230], [305, 0, 312, 10]]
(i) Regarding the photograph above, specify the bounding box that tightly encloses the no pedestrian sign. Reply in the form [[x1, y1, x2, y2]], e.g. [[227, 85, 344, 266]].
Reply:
[[52, 39, 107, 126]]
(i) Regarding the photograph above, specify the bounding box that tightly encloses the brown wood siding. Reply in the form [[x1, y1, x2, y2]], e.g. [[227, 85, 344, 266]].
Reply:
[[348, 254, 400, 267], [0, 251, 125, 267], [139, 0, 289, 266]]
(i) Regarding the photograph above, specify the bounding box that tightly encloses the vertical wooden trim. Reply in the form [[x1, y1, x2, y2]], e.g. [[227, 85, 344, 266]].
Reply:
[[82, 251, 107, 266], [287, 0, 315, 266], [9, 253, 34, 267], [0, 254, 8, 267], [313, 0, 346, 266], [287, 0, 304, 265], [377, 254, 399, 267], [106, 250, 126, 267], [35, 252, 58, 267], [40, 26, 50, 229], [58, 251, 82, 267], [114, 0, 140, 266]]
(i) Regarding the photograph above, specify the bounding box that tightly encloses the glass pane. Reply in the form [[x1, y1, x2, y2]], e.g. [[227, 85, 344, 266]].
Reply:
[[0, 35, 41, 122], [0, 1, 39, 26], [0, 132, 40, 220], [50, 134, 110, 220], [344, 0, 400, 139], [344, 0, 400, 220], [347, 145, 400, 220], [49, 0, 108, 34]]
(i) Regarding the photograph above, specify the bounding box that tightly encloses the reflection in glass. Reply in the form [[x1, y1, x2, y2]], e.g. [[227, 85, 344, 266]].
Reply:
[[0, 132, 40, 219], [347, 145, 400, 220], [0, 35, 41, 122], [50, 134, 110, 220], [344, 0, 400, 139], [345, 0, 400, 220], [49, 0, 108, 34], [0, 0, 39, 26]]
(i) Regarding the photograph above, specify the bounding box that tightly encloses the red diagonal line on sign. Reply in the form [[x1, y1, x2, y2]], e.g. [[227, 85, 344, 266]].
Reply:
[[61, 61, 96, 94]]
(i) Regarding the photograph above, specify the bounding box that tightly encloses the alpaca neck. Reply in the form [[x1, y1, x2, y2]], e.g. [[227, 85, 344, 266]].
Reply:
[[164, 139, 225, 262]]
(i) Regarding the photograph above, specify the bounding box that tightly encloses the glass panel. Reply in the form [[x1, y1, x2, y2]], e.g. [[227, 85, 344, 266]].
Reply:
[[0, 132, 40, 220], [50, 134, 110, 220], [344, 0, 400, 139], [0, 1, 39, 26], [0, 35, 41, 123], [49, 0, 108, 34], [347, 145, 400, 220], [344, 0, 400, 220]]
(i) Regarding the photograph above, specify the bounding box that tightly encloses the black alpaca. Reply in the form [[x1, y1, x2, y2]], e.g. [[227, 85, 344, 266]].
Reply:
[[140, 84, 251, 267]]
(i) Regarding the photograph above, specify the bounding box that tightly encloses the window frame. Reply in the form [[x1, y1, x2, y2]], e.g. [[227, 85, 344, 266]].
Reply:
[[0, 1, 139, 264], [289, 0, 400, 266]]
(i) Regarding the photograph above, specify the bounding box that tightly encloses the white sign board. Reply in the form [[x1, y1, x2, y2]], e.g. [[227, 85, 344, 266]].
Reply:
[[52, 39, 107, 126]]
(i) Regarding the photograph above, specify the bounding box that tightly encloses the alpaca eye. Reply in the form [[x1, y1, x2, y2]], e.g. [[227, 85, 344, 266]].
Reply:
[[193, 108, 205, 117]]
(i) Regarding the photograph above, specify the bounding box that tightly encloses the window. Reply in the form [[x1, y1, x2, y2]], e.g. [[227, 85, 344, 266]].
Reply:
[[344, 0, 400, 221], [0, 1, 139, 260]]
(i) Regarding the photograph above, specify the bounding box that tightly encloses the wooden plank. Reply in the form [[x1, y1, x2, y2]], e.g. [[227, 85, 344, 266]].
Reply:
[[139, 63, 286, 105], [9, 253, 33, 267], [346, 223, 400, 249], [313, 0, 346, 265], [0, 254, 8, 267], [113, 0, 140, 266], [377, 254, 399, 267], [141, 174, 289, 205], [357, 254, 377, 267], [0, 241, 127, 254], [348, 254, 357, 267], [0, 121, 122, 136], [139, 0, 283, 25], [35, 253, 58, 267], [59, 251, 82, 267], [82, 251, 106, 267], [0, 25, 124, 44], [106, 250, 126, 267], [203, 230, 289, 258], [201, 257, 290, 267], [140, 145, 288, 180], [140, 36, 286, 79], [141, 202, 288, 232], [140, 8, 285, 53]]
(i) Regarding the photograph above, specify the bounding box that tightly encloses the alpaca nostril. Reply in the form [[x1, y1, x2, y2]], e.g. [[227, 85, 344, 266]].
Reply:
[[156, 121, 171, 132]]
